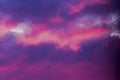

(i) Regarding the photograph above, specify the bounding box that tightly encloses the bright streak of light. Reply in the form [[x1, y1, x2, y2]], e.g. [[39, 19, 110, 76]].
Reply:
[[10, 23, 31, 36]]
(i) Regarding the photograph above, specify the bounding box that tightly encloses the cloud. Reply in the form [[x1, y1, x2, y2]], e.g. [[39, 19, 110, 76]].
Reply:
[[1, 13, 116, 51], [66, 0, 109, 15], [0, 0, 118, 80], [0, 0, 111, 22]]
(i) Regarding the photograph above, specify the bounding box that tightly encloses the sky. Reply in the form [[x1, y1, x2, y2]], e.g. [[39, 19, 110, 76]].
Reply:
[[0, 0, 120, 80]]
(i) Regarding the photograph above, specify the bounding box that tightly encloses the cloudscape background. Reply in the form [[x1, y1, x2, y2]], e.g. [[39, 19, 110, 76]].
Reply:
[[0, 0, 120, 80]]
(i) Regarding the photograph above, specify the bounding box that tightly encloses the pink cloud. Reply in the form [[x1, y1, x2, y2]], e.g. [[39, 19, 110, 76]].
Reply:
[[16, 26, 109, 51], [66, 0, 109, 15], [0, 12, 115, 51], [0, 18, 110, 51]]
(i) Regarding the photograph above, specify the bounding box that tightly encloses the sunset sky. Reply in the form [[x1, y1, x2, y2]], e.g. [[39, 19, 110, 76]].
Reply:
[[0, 0, 120, 80]]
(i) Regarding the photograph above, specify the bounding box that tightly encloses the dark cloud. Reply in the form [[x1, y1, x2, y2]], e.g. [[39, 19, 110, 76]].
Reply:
[[0, 36, 118, 65], [0, 0, 117, 22], [0, 0, 65, 22]]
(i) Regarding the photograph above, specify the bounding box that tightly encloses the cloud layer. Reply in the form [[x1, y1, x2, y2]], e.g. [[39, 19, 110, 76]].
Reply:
[[0, 0, 119, 80]]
